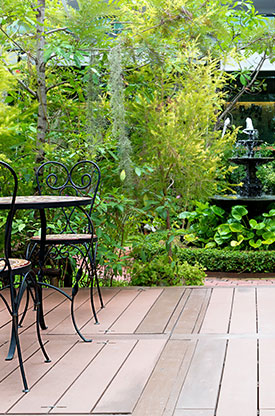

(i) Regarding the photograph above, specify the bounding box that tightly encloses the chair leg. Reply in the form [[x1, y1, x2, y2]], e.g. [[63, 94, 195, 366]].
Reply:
[[88, 250, 104, 313], [12, 314, 29, 393], [89, 279, 99, 325], [70, 269, 92, 342], [18, 286, 30, 327], [94, 265, 104, 309], [6, 323, 16, 361], [90, 244, 104, 309], [36, 283, 47, 330], [26, 271, 51, 363], [70, 293, 92, 343], [6, 279, 27, 361]]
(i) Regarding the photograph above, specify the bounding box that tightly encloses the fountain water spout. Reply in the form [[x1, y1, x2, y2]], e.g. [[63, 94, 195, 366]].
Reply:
[[244, 117, 254, 133], [222, 117, 231, 138]]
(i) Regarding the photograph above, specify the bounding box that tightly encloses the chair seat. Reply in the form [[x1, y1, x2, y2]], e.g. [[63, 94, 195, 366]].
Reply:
[[30, 233, 97, 245], [0, 258, 32, 277]]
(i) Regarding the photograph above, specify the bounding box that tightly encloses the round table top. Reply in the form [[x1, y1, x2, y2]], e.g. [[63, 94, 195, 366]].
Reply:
[[0, 195, 92, 210]]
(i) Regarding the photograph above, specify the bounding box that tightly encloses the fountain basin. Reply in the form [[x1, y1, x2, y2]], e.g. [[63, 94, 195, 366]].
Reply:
[[212, 195, 275, 216], [230, 157, 274, 165]]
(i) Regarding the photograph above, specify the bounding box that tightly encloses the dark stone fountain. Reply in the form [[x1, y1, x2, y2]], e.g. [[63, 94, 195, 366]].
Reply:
[[212, 117, 275, 216]]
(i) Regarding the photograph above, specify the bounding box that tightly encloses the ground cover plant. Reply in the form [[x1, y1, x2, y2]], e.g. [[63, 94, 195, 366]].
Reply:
[[1, 0, 275, 285]]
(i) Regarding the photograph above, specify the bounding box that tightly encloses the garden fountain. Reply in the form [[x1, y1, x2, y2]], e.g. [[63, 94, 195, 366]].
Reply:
[[212, 117, 275, 215]]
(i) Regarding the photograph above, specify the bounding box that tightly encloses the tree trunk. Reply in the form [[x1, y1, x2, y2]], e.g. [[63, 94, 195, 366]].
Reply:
[[35, 0, 47, 165]]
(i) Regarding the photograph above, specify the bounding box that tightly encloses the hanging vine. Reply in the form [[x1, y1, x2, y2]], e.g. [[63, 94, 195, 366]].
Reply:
[[108, 43, 133, 186], [86, 51, 106, 155]]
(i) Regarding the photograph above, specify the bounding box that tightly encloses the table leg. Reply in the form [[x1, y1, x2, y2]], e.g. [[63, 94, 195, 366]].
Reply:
[[6, 279, 27, 360], [37, 208, 47, 330]]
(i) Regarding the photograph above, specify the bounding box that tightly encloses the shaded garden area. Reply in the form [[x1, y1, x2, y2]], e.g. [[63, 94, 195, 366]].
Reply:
[[0, 0, 275, 287]]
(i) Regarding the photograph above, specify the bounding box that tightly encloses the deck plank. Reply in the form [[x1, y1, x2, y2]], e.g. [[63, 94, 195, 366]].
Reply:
[[229, 287, 256, 333], [173, 289, 209, 335], [45, 287, 120, 335], [109, 288, 162, 333], [93, 339, 166, 414], [53, 340, 137, 414], [257, 287, 275, 334], [9, 341, 105, 414], [176, 339, 226, 412], [0, 338, 77, 414], [133, 340, 190, 416], [259, 339, 275, 410], [200, 288, 233, 334], [174, 411, 214, 416], [216, 339, 257, 416], [1, 286, 274, 415], [79, 288, 142, 335], [135, 288, 183, 334]]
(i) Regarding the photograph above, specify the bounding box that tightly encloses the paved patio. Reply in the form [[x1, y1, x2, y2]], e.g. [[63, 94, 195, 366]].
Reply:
[[1, 284, 275, 415]]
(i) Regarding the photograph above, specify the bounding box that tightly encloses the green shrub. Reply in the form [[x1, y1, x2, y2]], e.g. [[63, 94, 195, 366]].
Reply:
[[178, 247, 275, 273], [130, 254, 205, 286], [178, 261, 206, 286]]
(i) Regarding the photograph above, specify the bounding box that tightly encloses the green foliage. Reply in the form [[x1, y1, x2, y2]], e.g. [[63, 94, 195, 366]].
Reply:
[[181, 204, 275, 250], [125, 53, 237, 213], [178, 247, 275, 273], [1, 0, 275, 287], [178, 261, 206, 286], [130, 254, 205, 286]]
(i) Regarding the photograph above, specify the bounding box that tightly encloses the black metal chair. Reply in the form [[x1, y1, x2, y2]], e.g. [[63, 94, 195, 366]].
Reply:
[[27, 160, 104, 329], [0, 161, 50, 393]]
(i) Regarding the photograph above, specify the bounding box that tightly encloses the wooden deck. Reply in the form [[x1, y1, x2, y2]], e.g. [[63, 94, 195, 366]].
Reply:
[[1, 285, 275, 415]]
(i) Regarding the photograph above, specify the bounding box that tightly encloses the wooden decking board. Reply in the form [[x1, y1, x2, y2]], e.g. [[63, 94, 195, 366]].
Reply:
[[80, 288, 142, 335], [2, 286, 275, 414], [0, 339, 78, 414], [44, 288, 97, 335], [93, 339, 166, 414], [229, 287, 256, 333], [215, 339, 257, 416], [173, 289, 209, 335], [163, 340, 198, 416], [44, 287, 119, 336], [52, 340, 137, 414], [165, 289, 191, 333], [109, 288, 163, 334], [257, 287, 275, 333], [10, 341, 107, 414], [259, 339, 275, 409], [200, 288, 234, 334], [176, 339, 226, 411], [0, 337, 42, 382], [173, 411, 214, 416], [192, 289, 212, 334], [135, 288, 183, 334], [132, 340, 190, 416], [37, 300, 91, 338]]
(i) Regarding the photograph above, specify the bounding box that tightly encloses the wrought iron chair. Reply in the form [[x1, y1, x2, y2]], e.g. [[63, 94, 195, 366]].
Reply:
[[0, 161, 50, 393], [27, 160, 104, 329]]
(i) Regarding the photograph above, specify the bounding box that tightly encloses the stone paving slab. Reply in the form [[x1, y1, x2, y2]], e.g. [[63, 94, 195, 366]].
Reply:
[[205, 277, 275, 286]]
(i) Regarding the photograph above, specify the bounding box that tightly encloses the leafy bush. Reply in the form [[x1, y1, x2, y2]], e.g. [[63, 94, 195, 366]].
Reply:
[[180, 203, 275, 250], [178, 248, 275, 273], [130, 254, 205, 286], [178, 261, 206, 286]]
